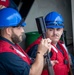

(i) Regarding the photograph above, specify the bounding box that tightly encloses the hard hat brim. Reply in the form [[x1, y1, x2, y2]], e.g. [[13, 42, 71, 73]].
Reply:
[[17, 18, 26, 27], [46, 25, 64, 28], [21, 22, 26, 27]]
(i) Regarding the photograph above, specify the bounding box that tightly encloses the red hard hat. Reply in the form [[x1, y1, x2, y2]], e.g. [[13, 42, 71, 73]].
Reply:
[[0, 0, 9, 7]]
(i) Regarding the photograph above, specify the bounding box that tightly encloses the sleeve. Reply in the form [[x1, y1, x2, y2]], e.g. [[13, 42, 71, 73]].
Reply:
[[27, 44, 38, 58], [0, 52, 30, 75]]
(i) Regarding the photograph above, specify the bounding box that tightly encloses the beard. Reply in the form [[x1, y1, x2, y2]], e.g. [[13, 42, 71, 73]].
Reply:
[[11, 31, 26, 43]]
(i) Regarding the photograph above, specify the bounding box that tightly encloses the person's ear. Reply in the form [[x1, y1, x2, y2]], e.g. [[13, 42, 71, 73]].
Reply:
[[6, 27, 12, 36]]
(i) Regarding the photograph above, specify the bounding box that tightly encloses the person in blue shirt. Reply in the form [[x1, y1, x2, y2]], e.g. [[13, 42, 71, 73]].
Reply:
[[0, 8, 51, 75]]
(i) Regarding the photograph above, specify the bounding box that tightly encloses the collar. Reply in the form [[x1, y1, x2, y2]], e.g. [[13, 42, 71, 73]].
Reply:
[[0, 36, 15, 46]]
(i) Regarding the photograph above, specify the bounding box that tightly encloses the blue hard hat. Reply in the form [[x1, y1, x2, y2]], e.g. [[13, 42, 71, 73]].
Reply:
[[45, 11, 64, 28], [0, 8, 26, 28]]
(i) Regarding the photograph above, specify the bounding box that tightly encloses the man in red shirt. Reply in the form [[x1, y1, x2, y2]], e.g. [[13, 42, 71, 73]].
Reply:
[[26, 11, 71, 75]]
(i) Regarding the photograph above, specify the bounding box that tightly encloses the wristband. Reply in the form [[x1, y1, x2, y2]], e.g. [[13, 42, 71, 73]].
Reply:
[[37, 52, 40, 54]]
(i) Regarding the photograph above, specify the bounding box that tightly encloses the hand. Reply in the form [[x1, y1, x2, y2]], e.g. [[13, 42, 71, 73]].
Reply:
[[37, 38, 52, 56], [51, 60, 59, 66]]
